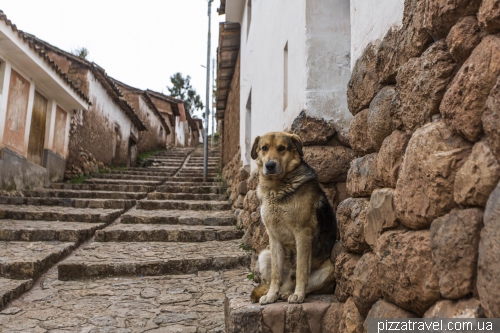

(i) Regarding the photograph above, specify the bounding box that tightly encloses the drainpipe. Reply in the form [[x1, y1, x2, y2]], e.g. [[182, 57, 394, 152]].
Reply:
[[204, 0, 213, 182]]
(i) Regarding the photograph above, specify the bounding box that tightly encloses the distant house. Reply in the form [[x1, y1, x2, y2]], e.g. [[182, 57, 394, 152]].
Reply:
[[0, 11, 90, 190], [112, 79, 170, 154], [30, 37, 147, 174], [146, 90, 191, 148], [185, 111, 204, 147]]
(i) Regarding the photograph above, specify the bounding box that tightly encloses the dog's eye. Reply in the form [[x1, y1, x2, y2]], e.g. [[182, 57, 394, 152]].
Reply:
[[261, 146, 268, 152], [278, 146, 286, 152]]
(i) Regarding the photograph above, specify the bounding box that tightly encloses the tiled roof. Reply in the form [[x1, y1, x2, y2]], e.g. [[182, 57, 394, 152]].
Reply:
[[145, 89, 183, 117], [108, 77, 170, 133], [0, 11, 91, 106], [25, 36, 147, 131]]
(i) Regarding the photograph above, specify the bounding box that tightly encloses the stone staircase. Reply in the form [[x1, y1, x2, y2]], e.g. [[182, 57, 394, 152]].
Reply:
[[0, 147, 254, 332]]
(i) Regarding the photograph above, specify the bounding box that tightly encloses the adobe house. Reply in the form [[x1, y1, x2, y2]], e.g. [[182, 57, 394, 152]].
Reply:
[[146, 90, 190, 147], [112, 79, 170, 154], [29, 38, 147, 174], [0, 11, 90, 190], [185, 111, 204, 147], [193, 118, 204, 146]]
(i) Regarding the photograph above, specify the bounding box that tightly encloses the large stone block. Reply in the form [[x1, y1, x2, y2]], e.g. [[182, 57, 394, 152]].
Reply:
[[339, 298, 364, 333], [334, 252, 361, 302], [396, 40, 456, 134], [349, 109, 374, 155], [322, 302, 344, 333], [290, 110, 336, 145], [446, 16, 485, 63], [365, 188, 399, 249], [424, 298, 484, 318], [303, 146, 356, 183], [477, 181, 500, 318], [483, 77, 500, 161], [478, 0, 500, 33], [376, 230, 440, 315], [422, 0, 482, 39], [347, 154, 379, 198], [454, 140, 500, 207], [376, 130, 409, 188], [430, 209, 483, 299], [364, 300, 416, 329], [347, 44, 383, 116], [395, 121, 472, 229], [336, 198, 370, 254], [351, 252, 381, 317], [367, 87, 397, 150], [376, 0, 432, 83], [441, 35, 500, 142]]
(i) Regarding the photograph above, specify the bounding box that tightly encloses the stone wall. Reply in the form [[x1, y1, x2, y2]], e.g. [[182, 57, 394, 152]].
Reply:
[[335, 0, 500, 326], [222, 53, 241, 168], [225, 0, 500, 324]]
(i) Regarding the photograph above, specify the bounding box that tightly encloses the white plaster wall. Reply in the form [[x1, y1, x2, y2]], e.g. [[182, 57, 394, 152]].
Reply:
[[0, 61, 12, 146], [237, 0, 352, 171], [87, 72, 135, 144], [176, 118, 188, 147], [350, 0, 405, 69], [239, 0, 307, 169], [305, 0, 352, 134]]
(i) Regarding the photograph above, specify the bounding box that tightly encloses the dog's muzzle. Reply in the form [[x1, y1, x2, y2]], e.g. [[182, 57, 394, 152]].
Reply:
[[264, 161, 279, 175]]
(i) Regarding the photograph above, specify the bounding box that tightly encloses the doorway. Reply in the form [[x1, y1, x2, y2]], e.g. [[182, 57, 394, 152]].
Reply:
[[27, 91, 48, 166]]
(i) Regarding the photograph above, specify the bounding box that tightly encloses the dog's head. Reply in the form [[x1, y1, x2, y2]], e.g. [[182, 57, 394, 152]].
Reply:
[[251, 132, 303, 177]]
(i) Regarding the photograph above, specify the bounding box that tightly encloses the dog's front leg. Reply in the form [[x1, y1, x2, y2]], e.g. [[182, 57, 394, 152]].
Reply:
[[259, 236, 284, 305], [288, 234, 312, 304]]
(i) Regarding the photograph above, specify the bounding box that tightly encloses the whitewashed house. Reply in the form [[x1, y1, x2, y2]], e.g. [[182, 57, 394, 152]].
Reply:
[[0, 11, 90, 190]]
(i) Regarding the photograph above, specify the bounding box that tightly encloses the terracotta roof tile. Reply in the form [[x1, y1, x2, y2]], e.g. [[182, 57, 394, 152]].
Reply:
[[0, 11, 91, 106]]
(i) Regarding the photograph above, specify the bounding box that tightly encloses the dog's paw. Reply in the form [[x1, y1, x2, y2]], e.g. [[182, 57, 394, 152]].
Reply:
[[288, 293, 305, 304], [259, 294, 279, 305], [279, 292, 293, 301]]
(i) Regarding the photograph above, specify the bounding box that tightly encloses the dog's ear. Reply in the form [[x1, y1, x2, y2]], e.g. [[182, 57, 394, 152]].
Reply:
[[290, 134, 304, 157], [251, 136, 261, 160]]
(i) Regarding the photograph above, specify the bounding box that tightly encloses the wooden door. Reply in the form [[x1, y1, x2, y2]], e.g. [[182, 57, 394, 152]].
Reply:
[[27, 91, 48, 166]]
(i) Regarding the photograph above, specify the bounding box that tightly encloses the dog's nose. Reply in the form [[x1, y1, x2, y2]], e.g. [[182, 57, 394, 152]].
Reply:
[[265, 161, 276, 171]]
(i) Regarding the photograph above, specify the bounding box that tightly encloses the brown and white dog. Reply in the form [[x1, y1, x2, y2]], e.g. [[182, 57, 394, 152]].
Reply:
[[250, 132, 337, 304]]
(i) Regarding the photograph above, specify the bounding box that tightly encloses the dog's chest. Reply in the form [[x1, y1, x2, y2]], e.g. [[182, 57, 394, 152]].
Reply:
[[260, 200, 296, 246]]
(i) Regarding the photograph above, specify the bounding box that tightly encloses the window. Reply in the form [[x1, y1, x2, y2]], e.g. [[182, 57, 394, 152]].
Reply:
[[283, 42, 288, 112]]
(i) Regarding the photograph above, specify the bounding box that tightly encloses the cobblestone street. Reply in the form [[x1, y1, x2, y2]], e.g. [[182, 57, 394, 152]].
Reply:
[[0, 148, 255, 332]]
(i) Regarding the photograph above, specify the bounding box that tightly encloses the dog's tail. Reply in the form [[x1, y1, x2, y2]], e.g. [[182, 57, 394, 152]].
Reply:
[[251, 282, 270, 303]]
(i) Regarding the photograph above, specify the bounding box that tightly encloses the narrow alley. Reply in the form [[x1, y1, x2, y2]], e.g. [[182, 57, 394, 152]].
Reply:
[[0, 148, 254, 332]]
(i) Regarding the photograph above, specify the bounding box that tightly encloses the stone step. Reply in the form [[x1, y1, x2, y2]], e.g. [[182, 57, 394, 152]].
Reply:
[[58, 240, 251, 280], [163, 177, 217, 182], [127, 167, 178, 173], [121, 209, 236, 226], [137, 199, 232, 211], [84, 178, 162, 186], [49, 183, 155, 193], [0, 197, 135, 210], [23, 189, 147, 200], [156, 185, 223, 194], [177, 171, 218, 176], [224, 293, 338, 333], [161, 181, 220, 187], [0, 278, 33, 310], [1, 241, 75, 279], [107, 170, 175, 176], [0, 205, 122, 223], [147, 192, 227, 201], [95, 224, 243, 242], [91, 173, 167, 181], [0, 220, 105, 243]]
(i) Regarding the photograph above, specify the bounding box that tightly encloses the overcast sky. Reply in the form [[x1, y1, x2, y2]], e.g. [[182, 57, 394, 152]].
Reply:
[[1, 0, 225, 131]]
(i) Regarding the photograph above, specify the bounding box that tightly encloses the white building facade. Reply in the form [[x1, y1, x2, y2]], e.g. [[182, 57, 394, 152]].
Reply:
[[224, 0, 405, 171]]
